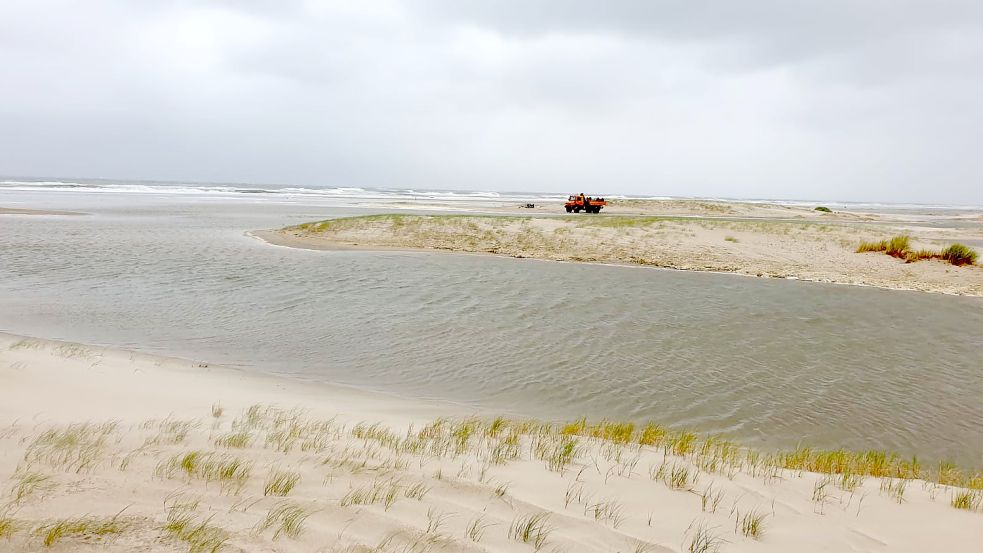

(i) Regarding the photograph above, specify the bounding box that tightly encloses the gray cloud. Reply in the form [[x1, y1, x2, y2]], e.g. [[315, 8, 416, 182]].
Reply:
[[1, 1, 981, 203]]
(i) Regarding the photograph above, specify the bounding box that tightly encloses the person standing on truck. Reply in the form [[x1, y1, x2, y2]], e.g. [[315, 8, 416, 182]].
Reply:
[[578, 193, 586, 208]]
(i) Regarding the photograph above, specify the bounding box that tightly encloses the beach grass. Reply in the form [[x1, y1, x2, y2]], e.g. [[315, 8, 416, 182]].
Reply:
[[686, 521, 725, 553], [951, 490, 982, 510], [735, 509, 767, 539], [856, 239, 888, 253], [0, 513, 16, 539], [158, 451, 252, 492], [163, 499, 229, 553], [264, 469, 301, 496], [3, 401, 982, 553], [24, 421, 117, 473], [340, 478, 405, 509], [885, 235, 911, 258], [508, 512, 552, 550], [10, 471, 54, 504], [255, 501, 311, 540], [700, 484, 725, 513], [214, 430, 252, 449], [940, 243, 978, 265], [8, 401, 983, 553], [857, 235, 978, 266], [465, 514, 492, 542], [34, 514, 133, 547]]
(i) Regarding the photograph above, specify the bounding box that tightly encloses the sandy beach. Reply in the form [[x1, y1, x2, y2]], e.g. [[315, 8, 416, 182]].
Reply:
[[1, 332, 980, 552], [262, 200, 983, 296]]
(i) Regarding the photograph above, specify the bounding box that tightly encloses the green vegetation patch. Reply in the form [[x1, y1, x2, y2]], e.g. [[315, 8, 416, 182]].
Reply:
[[940, 243, 978, 266], [289, 213, 527, 234], [857, 235, 978, 266], [574, 215, 674, 228]]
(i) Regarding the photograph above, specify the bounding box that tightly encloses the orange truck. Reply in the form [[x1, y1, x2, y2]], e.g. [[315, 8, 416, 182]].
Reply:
[[564, 194, 607, 213]]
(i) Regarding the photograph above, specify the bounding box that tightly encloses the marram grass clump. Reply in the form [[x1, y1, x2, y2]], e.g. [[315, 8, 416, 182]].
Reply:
[[940, 243, 978, 266], [34, 515, 133, 547], [885, 235, 911, 258], [857, 235, 978, 266]]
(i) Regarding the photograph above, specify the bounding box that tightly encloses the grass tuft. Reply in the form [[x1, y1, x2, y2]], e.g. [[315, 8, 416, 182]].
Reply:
[[465, 515, 493, 542], [214, 431, 252, 449], [951, 490, 982, 511], [163, 499, 229, 553], [508, 512, 552, 550], [24, 422, 117, 473], [10, 471, 54, 504], [264, 470, 301, 497], [856, 239, 888, 253], [857, 236, 977, 266], [158, 451, 252, 493], [879, 478, 908, 504], [340, 478, 406, 510], [735, 509, 767, 539], [0, 512, 16, 539], [255, 501, 311, 540], [686, 521, 725, 553], [34, 514, 132, 547], [885, 235, 911, 258], [940, 243, 978, 266]]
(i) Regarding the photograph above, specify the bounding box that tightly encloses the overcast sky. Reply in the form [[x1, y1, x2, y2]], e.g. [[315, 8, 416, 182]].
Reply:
[[2, 1, 982, 203]]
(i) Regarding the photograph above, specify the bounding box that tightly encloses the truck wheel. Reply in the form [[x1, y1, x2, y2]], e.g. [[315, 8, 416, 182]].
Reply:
[[565, 206, 572, 213], [574, 207, 581, 213]]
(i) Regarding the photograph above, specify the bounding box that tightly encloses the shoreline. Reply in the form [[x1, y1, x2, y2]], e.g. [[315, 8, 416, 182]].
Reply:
[[2, 332, 981, 551], [0, 331, 459, 427], [256, 212, 983, 297]]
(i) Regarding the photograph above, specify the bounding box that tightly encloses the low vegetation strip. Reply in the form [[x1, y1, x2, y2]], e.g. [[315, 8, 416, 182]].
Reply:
[[2, 403, 981, 552], [857, 234, 978, 266]]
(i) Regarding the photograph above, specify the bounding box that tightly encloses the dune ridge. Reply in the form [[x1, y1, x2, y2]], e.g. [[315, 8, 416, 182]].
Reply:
[[1, 333, 981, 552], [265, 213, 983, 296]]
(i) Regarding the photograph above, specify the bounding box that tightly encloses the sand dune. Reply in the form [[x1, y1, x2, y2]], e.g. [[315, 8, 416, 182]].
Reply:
[[263, 212, 983, 296], [0, 333, 980, 552]]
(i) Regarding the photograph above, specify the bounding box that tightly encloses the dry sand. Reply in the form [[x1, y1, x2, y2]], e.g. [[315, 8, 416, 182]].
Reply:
[[1, 333, 980, 552], [263, 207, 983, 296]]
